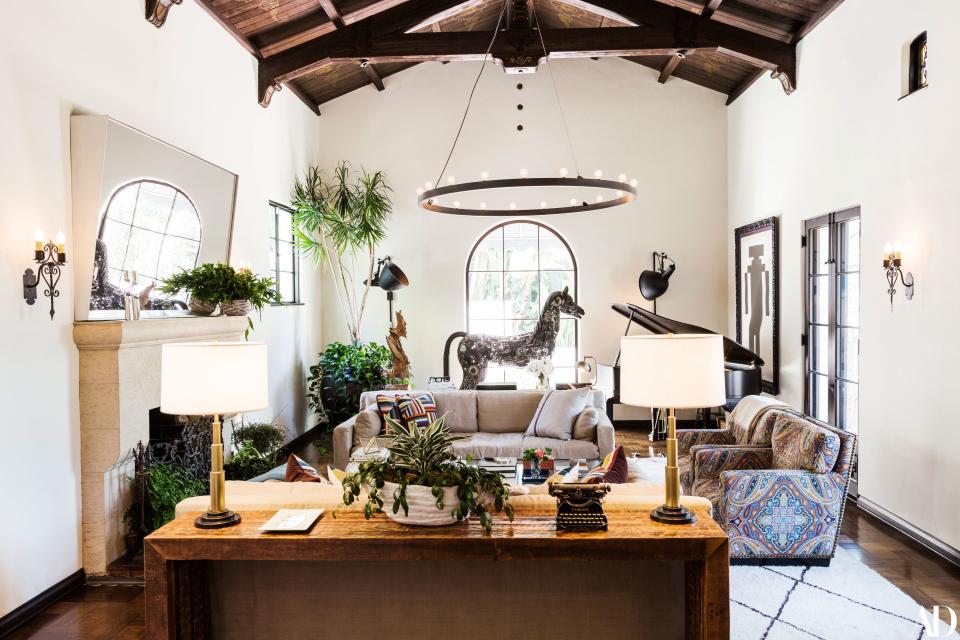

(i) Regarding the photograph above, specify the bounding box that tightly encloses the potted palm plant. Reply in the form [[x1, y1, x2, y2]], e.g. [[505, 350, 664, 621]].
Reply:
[[341, 417, 514, 534]]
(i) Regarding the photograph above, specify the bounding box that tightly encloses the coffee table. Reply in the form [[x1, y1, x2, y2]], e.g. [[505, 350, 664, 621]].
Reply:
[[472, 458, 602, 485]]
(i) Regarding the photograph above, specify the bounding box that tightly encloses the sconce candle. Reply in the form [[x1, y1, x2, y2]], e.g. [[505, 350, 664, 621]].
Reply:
[[23, 231, 68, 319], [882, 241, 914, 309]]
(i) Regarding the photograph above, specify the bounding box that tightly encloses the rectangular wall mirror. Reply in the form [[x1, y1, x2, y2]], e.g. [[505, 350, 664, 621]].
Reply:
[[71, 115, 237, 321]]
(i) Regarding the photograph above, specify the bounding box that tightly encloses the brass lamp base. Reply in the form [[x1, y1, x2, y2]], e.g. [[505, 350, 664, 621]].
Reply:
[[650, 504, 696, 525], [195, 510, 241, 529]]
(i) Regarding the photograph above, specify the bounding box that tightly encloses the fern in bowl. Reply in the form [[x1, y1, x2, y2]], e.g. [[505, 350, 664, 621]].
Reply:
[[341, 417, 514, 534]]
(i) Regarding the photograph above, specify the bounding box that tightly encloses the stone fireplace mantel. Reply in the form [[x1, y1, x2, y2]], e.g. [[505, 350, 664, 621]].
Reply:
[[74, 316, 248, 574]]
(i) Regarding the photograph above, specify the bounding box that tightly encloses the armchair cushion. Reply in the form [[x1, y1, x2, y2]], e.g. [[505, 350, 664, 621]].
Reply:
[[771, 414, 841, 473], [676, 429, 735, 456], [719, 469, 844, 559], [688, 447, 773, 510]]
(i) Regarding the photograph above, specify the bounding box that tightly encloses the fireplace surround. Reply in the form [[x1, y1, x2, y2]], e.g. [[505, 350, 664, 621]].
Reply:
[[73, 316, 247, 574]]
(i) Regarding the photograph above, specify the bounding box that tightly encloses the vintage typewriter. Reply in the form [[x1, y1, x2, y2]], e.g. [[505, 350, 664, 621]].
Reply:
[[548, 482, 611, 532]]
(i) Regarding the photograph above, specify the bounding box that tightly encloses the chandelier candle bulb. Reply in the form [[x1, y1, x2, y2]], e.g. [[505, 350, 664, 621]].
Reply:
[[34, 229, 44, 252], [520, 168, 528, 178], [619, 173, 627, 182], [630, 178, 639, 188], [447, 176, 456, 184], [480, 171, 489, 180], [560, 168, 568, 177], [594, 169, 603, 178]]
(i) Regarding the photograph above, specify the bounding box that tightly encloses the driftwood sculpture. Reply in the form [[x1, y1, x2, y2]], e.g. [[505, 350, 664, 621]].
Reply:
[[443, 288, 584, 390], [387, 310, 410, 381]]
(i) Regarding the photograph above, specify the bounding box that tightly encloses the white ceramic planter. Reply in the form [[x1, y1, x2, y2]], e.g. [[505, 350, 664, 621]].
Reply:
[[382, 481, 460, 527]]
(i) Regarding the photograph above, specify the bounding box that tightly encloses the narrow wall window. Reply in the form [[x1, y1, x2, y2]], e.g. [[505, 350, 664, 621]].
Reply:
[[466, 221, 578, 384], [270, 202, 301, 304], [803, 207, 860, 433], [908, 31, 928, 94]]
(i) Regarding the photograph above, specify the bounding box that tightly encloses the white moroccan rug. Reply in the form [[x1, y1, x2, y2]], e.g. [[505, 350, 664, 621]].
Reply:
[[730, 546, 959, 639]]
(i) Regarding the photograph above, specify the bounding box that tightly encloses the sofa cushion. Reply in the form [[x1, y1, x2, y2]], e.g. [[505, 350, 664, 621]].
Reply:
[[572, 406, 600, 441], [525, 388, 590, 440], [376, 393, 438, 433], [284, 455, 328, 483], [771, 414, 841, 473], [432, 390, 478, 433], [477, 391, 544, 433], [582, 446, 628, 484], [353, 406, 382, 448], [449, 433, 525, 459], [521, 436, 600, 461]]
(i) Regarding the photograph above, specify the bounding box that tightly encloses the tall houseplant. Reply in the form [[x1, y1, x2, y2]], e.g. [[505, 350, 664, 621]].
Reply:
[[291, 162, 391, 344], [341, 417, 514, 534]]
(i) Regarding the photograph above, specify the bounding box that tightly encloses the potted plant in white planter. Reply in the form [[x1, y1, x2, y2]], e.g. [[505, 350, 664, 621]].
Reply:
[[341, 417, 514, 534]]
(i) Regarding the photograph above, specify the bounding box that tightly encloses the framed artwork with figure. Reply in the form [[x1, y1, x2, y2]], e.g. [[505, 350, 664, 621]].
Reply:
[[735, 217, 780, 395]]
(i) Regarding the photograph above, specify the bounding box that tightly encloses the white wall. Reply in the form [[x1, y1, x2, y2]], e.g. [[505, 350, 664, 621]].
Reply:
[[728, 0, 960, 550], [314, 58, 729, 401], [0, 0, 321, 617]]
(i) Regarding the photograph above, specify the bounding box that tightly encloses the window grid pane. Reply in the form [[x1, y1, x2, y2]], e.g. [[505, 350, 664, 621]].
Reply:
[[467, 223, 578, 387], [270, 203, 301, 304]]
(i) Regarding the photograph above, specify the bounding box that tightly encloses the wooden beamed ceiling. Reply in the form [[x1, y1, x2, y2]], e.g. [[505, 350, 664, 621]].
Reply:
[[152, 0, 845, 113]]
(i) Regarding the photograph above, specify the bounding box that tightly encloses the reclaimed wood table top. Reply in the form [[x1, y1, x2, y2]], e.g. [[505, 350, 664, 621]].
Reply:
[[146, 507, 727, 562]]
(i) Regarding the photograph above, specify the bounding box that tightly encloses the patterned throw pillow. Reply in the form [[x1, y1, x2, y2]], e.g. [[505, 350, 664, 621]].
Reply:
[[771, 414, 841, 473], [581, 446, 628, 484], [284, 454, 326, 483], [376, 393, 438, 433]]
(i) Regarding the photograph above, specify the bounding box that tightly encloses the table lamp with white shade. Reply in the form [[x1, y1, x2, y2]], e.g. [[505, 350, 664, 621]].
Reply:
[[161, 342, 268, 529], [620, 334, 725, 525]]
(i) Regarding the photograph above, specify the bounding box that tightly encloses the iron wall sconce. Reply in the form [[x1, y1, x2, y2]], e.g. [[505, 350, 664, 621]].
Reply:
[[882, 242, 914, 308], [24, 229, 67, 319]]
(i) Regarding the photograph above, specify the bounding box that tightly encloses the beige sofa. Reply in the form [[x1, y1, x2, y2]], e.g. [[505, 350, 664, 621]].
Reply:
[[332, 389, 616, 471]]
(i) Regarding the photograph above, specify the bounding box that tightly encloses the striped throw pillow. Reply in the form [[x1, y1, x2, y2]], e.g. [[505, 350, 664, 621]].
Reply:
[[376, 393, 438, 433]]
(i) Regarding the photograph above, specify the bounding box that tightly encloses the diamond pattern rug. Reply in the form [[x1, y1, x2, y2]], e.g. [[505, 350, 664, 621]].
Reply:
[[731, 546, 959, 639]]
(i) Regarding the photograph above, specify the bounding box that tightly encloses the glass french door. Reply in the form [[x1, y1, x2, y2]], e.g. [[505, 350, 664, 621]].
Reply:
[[804, 207, 860, 434]]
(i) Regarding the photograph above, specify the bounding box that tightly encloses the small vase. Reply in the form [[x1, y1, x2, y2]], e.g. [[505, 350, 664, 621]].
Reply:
[[536, 374, 549, 391], [529, 459, 542, 478], [188, 299, 217, 316], [221, 300, 252, 316]]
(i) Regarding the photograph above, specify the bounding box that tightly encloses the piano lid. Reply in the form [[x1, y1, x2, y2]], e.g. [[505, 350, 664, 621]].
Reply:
[[612, 303, 764, 367]]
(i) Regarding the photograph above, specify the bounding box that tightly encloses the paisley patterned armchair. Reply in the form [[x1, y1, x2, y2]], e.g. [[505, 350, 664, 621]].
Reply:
[[682, 411, 856, 565]]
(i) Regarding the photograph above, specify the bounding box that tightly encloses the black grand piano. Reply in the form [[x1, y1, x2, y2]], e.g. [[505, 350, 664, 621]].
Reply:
[[610, 303, 763, 422]]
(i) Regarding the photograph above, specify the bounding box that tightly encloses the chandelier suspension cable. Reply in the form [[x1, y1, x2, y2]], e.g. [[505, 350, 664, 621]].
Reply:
[[532, 1, 581, 179], [433, 0, 511, 188]]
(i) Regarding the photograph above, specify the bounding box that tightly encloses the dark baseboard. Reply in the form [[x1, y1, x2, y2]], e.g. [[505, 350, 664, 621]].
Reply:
[[0, 569, 84, 638], [852, 496, 960, 568]]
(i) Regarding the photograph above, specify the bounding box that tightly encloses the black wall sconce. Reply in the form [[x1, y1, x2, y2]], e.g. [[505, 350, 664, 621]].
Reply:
[[882, 242, 914, 308], [24, 229, 67, 319]]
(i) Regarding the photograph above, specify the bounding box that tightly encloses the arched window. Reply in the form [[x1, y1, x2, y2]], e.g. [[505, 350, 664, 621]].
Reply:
[[466, 221, 578, 385], [97, 180, 202, 288]]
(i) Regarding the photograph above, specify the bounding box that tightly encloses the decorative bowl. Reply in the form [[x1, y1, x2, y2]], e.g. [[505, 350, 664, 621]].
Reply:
[[221, 299, 252, 316], [382, 481, 459, 527]]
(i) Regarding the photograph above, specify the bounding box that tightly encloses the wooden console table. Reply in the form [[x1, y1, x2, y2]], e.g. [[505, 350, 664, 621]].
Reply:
[[146, 508, 728, 639]]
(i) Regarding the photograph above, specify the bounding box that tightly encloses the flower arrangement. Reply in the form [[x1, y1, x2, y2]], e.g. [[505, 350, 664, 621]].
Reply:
[[526, 358, 555, 390], [522, 447, 553, 477]]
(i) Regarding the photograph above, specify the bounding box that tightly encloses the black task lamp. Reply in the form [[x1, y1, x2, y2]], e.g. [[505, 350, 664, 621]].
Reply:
[[367, 256, 409, 326], [639, 252, 675, 313]]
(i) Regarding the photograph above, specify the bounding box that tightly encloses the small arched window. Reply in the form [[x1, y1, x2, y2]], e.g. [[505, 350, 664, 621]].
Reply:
[[97, 180, 202, 288], [466, 221, 578, 385], [908, 32, 928, 93]]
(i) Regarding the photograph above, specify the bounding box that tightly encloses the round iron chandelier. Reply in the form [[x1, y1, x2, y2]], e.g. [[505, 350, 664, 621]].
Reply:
[[418, 0, 637, 217]]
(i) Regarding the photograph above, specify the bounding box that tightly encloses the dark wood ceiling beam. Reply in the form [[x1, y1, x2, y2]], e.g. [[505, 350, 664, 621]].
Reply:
[[259, 26, 721, 105], [361, 62, 386, 90], [793, 0, 845, 43], [658, 51, 685, 83], [543, 0, 638, 26], [318, 0, 346, 29], [701, 0, 723, 19], [194, 0, 259, 56], [558, 0, 796, 93]]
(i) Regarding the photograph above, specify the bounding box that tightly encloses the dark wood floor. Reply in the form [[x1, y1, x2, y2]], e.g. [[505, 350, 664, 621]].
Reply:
[[7, 425, 959, 639]]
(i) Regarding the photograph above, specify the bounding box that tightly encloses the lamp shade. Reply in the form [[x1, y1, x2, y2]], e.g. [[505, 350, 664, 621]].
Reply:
[[161, 342, 268, 415], [619, 334, 725, 409]]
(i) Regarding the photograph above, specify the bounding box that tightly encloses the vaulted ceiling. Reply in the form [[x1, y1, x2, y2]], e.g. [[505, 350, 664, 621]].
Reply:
[[150, 0, 845, 114]]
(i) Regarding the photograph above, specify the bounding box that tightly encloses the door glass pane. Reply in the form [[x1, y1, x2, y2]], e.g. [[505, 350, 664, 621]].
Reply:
[[504, 236, 538, 271], [504, 272, 539, 319], [838, 328, 859, 381], [539, 233, 574, 270], [469, 230, 503, 271], [838, 274, 860, 327], [839, 381, 859, 434], [809, 373, 829, 422], [809, 226, 830, 275], [808, 276, 829, 324], [809, 325, 829, 374], [838, 219, 860, 272]]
